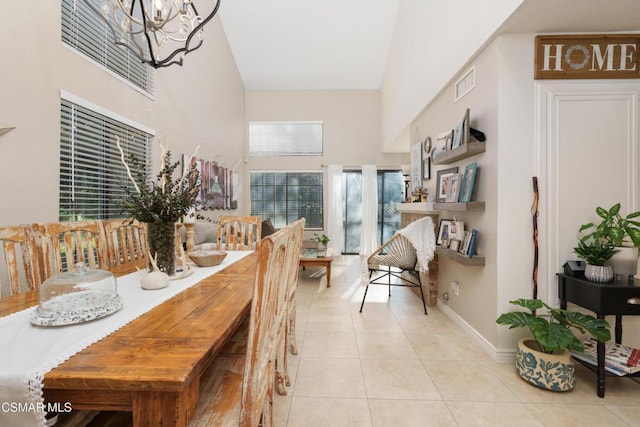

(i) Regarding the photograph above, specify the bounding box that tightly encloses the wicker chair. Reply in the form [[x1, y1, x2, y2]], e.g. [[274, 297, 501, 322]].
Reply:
[[359, 233, 428, 314]]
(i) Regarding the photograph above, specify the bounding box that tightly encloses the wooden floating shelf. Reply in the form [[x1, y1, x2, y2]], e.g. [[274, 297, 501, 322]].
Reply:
[[435, 247, 485, 266], [0, 126, 15, 136], [433, 201, 485, 212], [432, 142, 485, 165]]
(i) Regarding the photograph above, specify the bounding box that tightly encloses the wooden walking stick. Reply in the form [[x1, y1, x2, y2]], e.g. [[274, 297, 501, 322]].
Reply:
[[531, 177, 539, 313]]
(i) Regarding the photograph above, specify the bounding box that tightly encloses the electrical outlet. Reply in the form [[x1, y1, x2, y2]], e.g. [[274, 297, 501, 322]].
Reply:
[[453, 281, 460, 296]]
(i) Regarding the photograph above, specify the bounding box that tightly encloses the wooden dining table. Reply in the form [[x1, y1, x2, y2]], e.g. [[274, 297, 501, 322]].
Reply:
[[0, 252, 257, 427]]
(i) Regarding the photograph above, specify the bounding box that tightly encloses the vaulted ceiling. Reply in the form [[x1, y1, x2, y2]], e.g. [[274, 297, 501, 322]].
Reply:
[[219, 0, 640, 92]]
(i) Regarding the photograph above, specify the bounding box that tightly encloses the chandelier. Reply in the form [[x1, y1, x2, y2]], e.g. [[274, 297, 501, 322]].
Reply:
[[82, 0, 222, 68]]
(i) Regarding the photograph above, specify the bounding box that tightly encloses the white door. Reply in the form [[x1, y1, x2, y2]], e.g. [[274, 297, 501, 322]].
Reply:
[[536, 81, 640, 304]]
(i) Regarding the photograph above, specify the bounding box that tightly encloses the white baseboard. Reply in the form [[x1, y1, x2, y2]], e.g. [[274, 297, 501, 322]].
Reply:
[[436, 299, 515, 363]]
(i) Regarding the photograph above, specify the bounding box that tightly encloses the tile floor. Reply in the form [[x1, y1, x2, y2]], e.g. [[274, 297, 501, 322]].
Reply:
[[274, 255, 640, 426]]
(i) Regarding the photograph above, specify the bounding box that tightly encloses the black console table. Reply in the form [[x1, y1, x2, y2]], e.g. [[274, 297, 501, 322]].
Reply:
[[557, 273, 640, 397]]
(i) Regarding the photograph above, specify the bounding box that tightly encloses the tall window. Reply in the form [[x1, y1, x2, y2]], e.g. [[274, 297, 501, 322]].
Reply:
[[60, 93, 153, 221], [250, 172, 323, 229], [61, 0, 154, 94], [249, 122, 323, 156]]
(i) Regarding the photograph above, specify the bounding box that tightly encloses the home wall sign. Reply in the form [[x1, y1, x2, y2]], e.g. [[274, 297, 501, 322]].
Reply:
[[535, 34, 640, 80]]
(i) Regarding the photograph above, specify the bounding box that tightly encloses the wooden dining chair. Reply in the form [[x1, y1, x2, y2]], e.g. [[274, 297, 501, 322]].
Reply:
[[189, 226, 290, 427], [34, 220, 110, 278], [217, 215, 262, 251], [0, 224, 42, 297], [275, 218, 305, 395], [102, 219, 148, 276]]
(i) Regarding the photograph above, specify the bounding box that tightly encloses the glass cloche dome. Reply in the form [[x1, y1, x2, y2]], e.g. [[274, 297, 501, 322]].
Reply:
[[31, 263, 123, 326]]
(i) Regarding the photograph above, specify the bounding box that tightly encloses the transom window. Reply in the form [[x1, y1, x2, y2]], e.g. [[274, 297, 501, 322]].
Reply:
[[250, 172, 323, 229], [249, 122, 323, 157]]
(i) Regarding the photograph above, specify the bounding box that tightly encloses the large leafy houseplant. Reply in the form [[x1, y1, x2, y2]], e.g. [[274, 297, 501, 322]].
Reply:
[[579, 203, 640, 249], [496, 298, 610, 354]]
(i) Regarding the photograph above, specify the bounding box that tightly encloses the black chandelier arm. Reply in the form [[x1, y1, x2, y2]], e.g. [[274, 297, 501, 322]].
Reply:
[[152, 0, 221, 68], [138, 0, 160, 67]]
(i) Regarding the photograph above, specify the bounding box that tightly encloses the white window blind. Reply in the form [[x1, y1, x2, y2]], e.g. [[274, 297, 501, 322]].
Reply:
[[250, 171, 323, 229], [60, 96, 153, 221], [249, 122, 323, 156], [61, 0, 154, 94]]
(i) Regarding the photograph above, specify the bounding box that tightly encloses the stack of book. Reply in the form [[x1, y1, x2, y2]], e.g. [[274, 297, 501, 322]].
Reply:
[[571, 339, 640, 376]]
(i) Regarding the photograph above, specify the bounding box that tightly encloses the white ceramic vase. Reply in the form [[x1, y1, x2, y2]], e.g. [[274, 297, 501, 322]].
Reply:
[[608, 246, 639, 277], [584, 264, 613, 283]]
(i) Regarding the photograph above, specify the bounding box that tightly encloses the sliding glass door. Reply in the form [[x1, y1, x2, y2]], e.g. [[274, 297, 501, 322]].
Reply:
[[342, 170, 403, 254]]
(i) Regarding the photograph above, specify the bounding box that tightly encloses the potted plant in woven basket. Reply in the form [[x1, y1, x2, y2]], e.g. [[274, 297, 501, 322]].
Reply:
[[496, 298, 610, 391]]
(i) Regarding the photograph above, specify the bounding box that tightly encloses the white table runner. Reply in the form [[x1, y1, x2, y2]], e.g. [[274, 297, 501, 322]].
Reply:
[[0, 251, 252, 427]]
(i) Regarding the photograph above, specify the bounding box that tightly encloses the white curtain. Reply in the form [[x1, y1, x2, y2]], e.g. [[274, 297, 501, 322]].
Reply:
[[326, 165, 344, 256], [360, 165, 378, 255]]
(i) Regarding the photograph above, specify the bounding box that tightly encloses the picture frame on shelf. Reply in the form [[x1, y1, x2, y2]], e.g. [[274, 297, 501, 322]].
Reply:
[[459, 162, 478, 202], [448, 220, 465, 241], [451, 108, 470, 150], [423, 157, 431, 180], [437, 219, 454, 246], [449, 239, 461, 252], [445, 173, 462, 202], [435, 166, 458, 203], [433, 130, 452, 159]]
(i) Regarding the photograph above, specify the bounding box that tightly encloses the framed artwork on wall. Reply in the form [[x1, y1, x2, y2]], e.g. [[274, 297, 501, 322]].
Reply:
[[410, 141, 422, 192]]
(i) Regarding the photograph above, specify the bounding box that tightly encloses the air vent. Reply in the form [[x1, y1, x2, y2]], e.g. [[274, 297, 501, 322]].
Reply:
[[455, 65, 476, 102]]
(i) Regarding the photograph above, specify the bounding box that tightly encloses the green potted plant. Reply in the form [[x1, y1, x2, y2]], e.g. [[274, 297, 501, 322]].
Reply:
[[579, 203, 640, 276], [573, 239, 618, 282], [496, 298, 610, 391], [313, 233, 330, 250]]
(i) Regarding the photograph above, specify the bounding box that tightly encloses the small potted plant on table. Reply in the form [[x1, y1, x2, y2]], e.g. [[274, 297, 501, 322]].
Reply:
[[573, 239, 618, 283], [313, 233, 330, 251], [496, 298, 610, 391]]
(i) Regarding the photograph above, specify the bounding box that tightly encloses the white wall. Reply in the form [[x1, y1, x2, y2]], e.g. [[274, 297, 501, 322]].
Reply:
[[0, 2, 246, 227], [244, 90, 408, 231], [410, 42, 500, 346], [380, 0, 524, 152]]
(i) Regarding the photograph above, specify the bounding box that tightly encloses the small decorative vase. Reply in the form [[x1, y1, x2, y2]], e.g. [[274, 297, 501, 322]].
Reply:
[[146, 221, 176, 276], [516, 338, 575, 391], [317, 242, 327, 251], [609, 247, 639, 277], [584, 264, 613, 283]]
